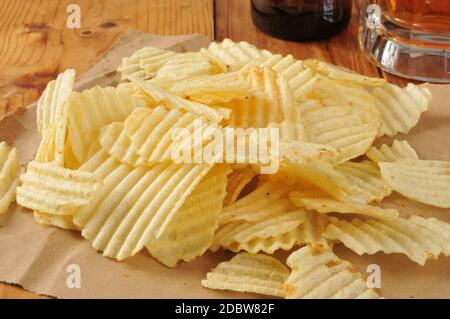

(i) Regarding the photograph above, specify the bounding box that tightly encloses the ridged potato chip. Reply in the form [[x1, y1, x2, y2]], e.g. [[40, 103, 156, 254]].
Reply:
[[304, 59, 386, 86], [0, 142, 20, 214], [146, 165, 230, 267], [124, 106, 221, 164], [261, 54, 319, 101], [224, 66, 300, 131], [220, 181, 294, 224], [380, 159, 450, 208], [323, 216, 450, 266], [117, 46, 177, 80], [335, 161, 393, 204], [202, 253, 289, 297], [16, 161, 100, 215], [99, 122, 148, 167], [285, 244, 381, 298], [290, 191, 399, 220], [296, 210, 329, 245], [33, 210, 79, 230], [367, 140, 419, 164], [130, 77, 230, 123], [212, 210, 306, 253], [302, 105, 380, 163], [67, 86, 144, 164], [205, 39, 272, 71], [36, 69, 75, 166], [169, 72, 249, 104], [223, 166, 258, 206], [156, 52, 226, 82], [371, 83, 430, 137], [76, 151, 213, 260]]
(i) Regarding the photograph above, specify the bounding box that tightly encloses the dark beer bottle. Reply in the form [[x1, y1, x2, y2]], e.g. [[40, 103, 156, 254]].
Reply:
[[251, 0, 353, 41]]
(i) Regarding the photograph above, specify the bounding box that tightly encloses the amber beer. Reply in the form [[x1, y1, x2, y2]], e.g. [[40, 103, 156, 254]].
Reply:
[[381, 0, 450, 35], [251, 0, 353, 41]]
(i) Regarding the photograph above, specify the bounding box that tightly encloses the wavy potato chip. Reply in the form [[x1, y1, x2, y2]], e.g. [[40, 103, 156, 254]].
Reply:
[[124, 106, 221, 164], [36, 69, 75, 166], [304, 59, 386, 86], [296, 210, 329, 245], [371, 83, 430, 137], [130, 78, 230, 123], [261, 54, 319, 101], [223, 166, 258, 206], [0, 142, 20, 214], [67, 86, 144, 164], [16, 161, 100, 215], [146, 165, 230, 267], [212, 210, 306, 254], [290, 192, 398, 220], [285, 244, 381, 298], [202, 253, 289, 298], [367, 140, 419, 164], [220, 181, 294, 224], [117, 46, 177, 80], [76, 151, 213, 260], [323, 216, 450, 266], [302, 105, 380, 163], [380, 159, 450, 208], [99, 122, 148, 167], [156, 52, 226, 82], [33, 210, 79, 230], [205, 39, 273, 71]]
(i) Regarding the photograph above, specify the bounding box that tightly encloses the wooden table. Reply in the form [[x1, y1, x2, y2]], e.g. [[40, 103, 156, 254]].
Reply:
[[0, 0, 414, 299]]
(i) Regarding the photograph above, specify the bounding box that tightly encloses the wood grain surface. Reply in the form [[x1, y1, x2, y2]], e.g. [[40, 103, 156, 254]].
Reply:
[[0, 0, 214, 120], [0, 0, 419, 299]]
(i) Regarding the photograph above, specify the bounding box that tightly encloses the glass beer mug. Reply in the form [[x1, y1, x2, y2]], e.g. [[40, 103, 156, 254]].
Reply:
[[359, 0, 450, 83]]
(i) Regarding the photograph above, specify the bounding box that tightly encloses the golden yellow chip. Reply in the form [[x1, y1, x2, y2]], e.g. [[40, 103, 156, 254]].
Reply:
[[0, 142, 20, 214], [76, 150, 213, 260], [205, 39, 273, 71], [261, 54, 319, 101], [380, 159, 450, 208], [335, 161, 393, 204], [223, 166, 258, 206], [36, 69, 75, 166], [117, 46, 177, 80], [323, 216, 450, 266], [155, 52, 226, 82], [212, 210, 306, 253], [170, 72, 249, 104], [301, 104, 380, 163], [290, 191, 399, 220], [124, 106, 221, 164], [99, 122, 148, 167], [130, 77, 230, 123], [33, 210, 79, 230], [304, 59, 386, 86], [202, 253, 289, 298], [367, 140, 419, 164], [296, 210, 329, 245], [371, 83, 430, 137], [67, 86, 144, 164], [16, 161, 100, 215], [220, 181, 294, 224], [146, 165, 230, 267], [285, 244, 381, 299]]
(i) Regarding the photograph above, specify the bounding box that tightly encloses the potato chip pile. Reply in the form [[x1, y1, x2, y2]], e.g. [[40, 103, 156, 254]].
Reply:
[[3, 39, 450, 298]]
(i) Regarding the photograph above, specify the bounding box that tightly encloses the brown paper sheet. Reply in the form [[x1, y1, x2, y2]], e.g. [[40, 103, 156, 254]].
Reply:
[[0, 30, 449, 299]]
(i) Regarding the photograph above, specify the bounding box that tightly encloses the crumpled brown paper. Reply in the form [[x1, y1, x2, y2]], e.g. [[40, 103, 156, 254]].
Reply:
[[0, 30, 449, 299]]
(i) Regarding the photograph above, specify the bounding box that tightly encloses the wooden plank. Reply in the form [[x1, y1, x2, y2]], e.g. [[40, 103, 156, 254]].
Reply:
[[0, 0, 214, 120]]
